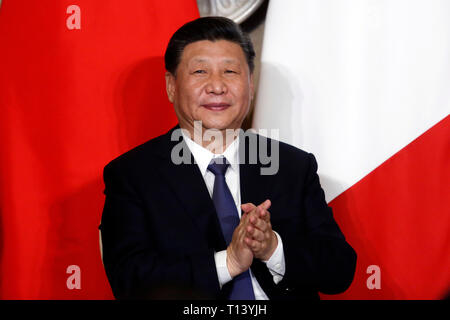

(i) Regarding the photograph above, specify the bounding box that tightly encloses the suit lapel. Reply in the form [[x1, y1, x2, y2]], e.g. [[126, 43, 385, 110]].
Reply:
[[238, 131, 279, 298], [239, 131, 272, 209], [154, 126, 227, 250]]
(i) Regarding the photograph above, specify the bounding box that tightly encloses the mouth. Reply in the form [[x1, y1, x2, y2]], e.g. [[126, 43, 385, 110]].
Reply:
[[201, 103, 231, 111]]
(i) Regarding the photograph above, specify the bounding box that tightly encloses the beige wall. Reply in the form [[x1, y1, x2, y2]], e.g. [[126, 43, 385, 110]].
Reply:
[[240, 0, 268, 129]]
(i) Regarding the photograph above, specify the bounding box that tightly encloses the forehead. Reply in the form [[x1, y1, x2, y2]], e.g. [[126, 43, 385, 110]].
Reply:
[[180, 40, 247, 64]]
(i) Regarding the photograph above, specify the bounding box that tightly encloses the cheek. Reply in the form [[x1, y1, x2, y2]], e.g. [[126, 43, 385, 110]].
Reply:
[[176, 83, 202, 107], [233, 83, 251, 106]]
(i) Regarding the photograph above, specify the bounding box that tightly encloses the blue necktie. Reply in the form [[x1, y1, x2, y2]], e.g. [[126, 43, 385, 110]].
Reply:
[[207, 156, 255, 300]]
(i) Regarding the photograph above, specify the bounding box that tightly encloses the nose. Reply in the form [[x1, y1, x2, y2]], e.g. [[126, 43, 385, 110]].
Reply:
[[205, 73, 227, 95]]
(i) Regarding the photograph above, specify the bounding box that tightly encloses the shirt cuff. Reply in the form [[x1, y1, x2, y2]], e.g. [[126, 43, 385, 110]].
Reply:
[[214, 250, 232, 288], [262, 231, 285, 284]]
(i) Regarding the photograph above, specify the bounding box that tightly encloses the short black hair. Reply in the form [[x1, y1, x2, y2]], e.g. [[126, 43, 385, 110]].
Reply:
[[164, 16, 255, 75]]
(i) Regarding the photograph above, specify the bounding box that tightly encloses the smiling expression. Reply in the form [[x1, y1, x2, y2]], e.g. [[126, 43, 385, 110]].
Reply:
[[165, 40, 254, 136]]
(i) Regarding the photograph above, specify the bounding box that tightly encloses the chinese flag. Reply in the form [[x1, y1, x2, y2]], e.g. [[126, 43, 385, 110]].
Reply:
[[0, 0, 198, 299]]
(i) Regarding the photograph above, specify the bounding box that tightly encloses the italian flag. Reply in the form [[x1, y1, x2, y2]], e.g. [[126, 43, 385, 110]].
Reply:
[[253, 0, 450, 299]]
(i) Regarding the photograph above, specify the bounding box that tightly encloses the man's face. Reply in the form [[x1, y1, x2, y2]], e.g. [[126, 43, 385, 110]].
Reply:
[[165, 40, 254, 134]]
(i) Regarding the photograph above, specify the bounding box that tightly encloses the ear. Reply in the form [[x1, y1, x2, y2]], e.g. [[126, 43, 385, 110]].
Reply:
[[249, 73, 255, 101], [165, 71, 176, 103]]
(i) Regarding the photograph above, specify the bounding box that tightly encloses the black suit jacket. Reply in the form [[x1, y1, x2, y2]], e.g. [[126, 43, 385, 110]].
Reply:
[[99, 126, 357, 300]]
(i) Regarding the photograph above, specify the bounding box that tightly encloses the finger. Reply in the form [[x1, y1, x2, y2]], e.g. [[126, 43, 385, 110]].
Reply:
[[250, 216, 268, 232], [247, 211, 259, 225], [254, 230, 265, 246], [240, 211, 249, 223], [245, 207, 260, 224], [247, 209, 264, 226], [241, 203, 256, 213], [260, 199, 271, 210], [248, 226, 265, 241], [257, 202, 271, 221], [248, 207, 269, 229], [240, 209, 256, 224], [258, 208, 271, 223], [245, 237, 260, 251]]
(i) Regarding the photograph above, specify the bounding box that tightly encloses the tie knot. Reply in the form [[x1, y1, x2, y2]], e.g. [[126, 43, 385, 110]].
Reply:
[[207, 157, 230, 176]]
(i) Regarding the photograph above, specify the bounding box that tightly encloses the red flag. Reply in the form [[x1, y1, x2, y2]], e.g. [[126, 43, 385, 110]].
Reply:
[[0, 0, 199, 299]]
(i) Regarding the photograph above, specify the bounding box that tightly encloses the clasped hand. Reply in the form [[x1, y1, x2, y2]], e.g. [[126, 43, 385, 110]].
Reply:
[[226, 199, 278, 278]]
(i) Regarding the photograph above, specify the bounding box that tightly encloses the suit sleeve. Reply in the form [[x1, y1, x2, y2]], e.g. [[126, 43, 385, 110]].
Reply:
[[99, 160, 221, 299], [276, 153, 357, 295]]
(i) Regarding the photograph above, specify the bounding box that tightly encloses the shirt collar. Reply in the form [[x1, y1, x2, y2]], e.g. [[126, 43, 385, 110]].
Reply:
[[181, 130, 240, 177]]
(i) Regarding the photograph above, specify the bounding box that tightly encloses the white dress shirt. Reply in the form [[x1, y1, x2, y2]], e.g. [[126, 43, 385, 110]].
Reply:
[[181, 131, 286, 300]]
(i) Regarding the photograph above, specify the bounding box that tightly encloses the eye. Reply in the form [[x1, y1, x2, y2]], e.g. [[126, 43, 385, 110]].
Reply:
[[193, 70, 206, 74], [225, 70, 237, 74]]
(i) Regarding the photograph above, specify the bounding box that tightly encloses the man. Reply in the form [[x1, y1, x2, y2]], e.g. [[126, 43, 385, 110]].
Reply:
[[100, 16, 356, 300]]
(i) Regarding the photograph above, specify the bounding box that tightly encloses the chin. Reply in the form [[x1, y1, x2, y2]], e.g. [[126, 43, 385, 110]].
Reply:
[[206, 123, 240, 132], [199, 119, 232, 131]]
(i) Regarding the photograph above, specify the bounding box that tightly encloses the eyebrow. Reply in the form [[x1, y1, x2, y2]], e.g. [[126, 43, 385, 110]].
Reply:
[[223, 59, 240, 65], [191, 58, 208, 63], [190, 58, 240, 64]]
